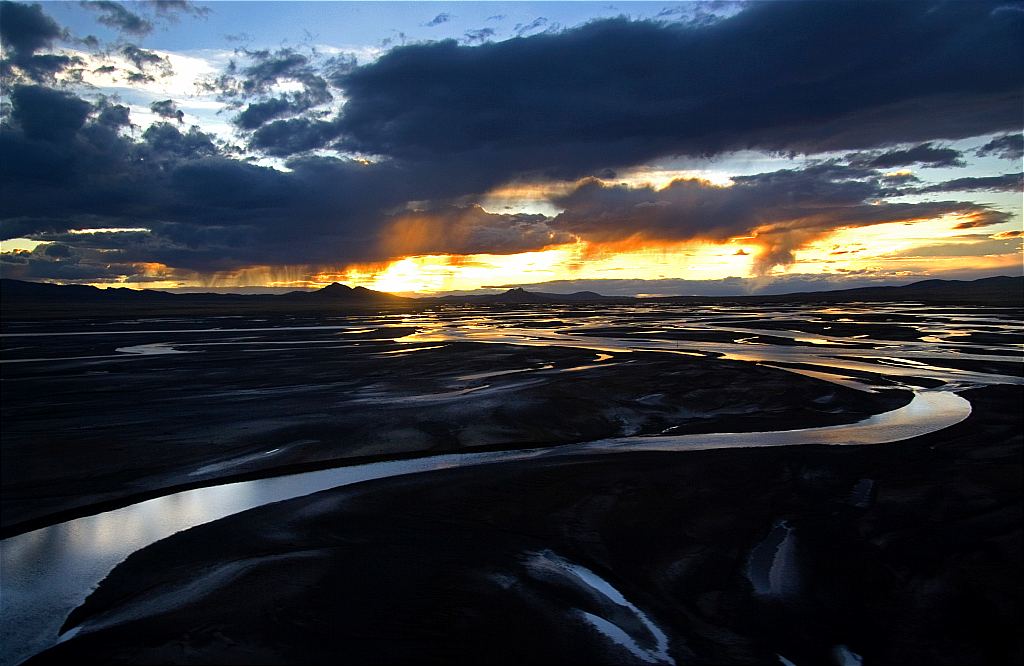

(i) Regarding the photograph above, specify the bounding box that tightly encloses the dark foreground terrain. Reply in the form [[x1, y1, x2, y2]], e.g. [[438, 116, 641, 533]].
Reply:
[[30, 385, 1022, 665], [2, 298, 1021, 665]]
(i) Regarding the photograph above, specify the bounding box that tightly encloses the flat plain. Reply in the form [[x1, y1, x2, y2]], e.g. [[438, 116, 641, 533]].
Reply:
[[1, 300, 1021, 665]]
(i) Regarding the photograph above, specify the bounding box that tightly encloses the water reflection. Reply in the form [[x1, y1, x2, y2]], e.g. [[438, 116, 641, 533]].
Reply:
[[4, 304, 1019, 386], [1, 301, 1019, 665], [0, 390, 971, 666]]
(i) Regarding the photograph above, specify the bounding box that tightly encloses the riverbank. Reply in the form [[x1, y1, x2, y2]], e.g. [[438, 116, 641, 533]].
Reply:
[[32, 384, 1022, 665]]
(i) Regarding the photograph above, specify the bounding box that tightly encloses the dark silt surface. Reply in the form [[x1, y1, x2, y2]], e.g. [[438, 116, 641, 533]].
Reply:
[[29, 385, 1022, 665], [1, 301, 1021, 665], [2, 306, 941, 534]]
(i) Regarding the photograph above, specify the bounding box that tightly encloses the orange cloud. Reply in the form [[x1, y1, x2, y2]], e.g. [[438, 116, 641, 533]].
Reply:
[[378, 206, 572, 258]]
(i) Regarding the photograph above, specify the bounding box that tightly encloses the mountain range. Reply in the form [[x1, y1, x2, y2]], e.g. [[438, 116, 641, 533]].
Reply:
[[2, 276, 1021, 309]]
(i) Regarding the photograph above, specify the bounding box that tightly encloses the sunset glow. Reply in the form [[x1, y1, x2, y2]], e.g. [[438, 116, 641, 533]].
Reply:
[[1, 0, 1019, 296], [2, 4, 1023, 665], [59, 212, 1022, 295]]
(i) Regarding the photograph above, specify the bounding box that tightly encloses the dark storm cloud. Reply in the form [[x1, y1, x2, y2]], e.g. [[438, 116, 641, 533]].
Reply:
[[2, 93, 219, 231], [238, 49, 309, 87], [3, 1, 1022, 284], [2, 80, 572, 275], [0, 1, 63, 57], [81, 1, 153, 36], [3, 53, 82, 82], [9, 85, 92, 141], [29, 229, 153, 247], [150, 99, 184, 123], [880, 172, 920, 187], [249, 117, 344, 155], [2, 82, 1014, 278], [549, 166, 1011, 272], [141, 122, 217, 159], [851, 143, 962, 170], [0, 1, 82, 82], [0, 250, 29, 265], [234, 98, 292, 130], [977, 133, 1024, 161], [2, 88, 467, 272], [208, 48, 334, 131], [224, 48, 325, 97], [43, 243, 72, 257], [330, 3, 1022, 174], [851, 143, 967, 169], [0, 241, 159, 281], [95, 96, 131, 128], [915, 173, 1023, 194], [234, 88, 331, 130]]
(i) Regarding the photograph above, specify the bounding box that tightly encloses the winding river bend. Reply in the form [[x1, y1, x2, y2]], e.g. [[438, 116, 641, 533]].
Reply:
[[0, 390, 971, 666], [1, 302, 1019, 665]]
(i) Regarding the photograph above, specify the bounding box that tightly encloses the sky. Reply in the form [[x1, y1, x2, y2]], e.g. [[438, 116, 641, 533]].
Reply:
[[0, 0, 1021, 296]]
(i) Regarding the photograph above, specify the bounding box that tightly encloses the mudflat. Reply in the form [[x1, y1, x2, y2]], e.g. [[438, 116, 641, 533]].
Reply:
[[31, 384, 1022, 665], [2, 301, 1021, 665], [1, 309, 913, 534]]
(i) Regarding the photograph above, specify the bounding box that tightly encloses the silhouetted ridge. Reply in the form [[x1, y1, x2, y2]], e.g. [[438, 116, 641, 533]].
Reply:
[[292, 282, 404, 301], [490, 288, 553, 304], [654, 276, 1022, 306], [319, 282, 353, 295], [0, 279, 409, 306], [1, 276, 1020, 308]]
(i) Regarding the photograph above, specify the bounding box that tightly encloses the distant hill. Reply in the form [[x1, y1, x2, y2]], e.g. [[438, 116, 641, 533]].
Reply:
[[0, 279, 178, 303], [652, 276, 1024, 306], [2, 276, 1021, 311], [430, 288, 631, 305], [279, 282, 410, 303], [0, 279, 409, 309], [429, 278, 1022, 306]]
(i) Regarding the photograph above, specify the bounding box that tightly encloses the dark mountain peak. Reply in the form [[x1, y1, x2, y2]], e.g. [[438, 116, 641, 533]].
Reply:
[[491, 288, 551, 303], [2, 276, 1019, 309], [319, 282, 354, 295], [300, 282, 409, 302], [308, 282, 367, 298]]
